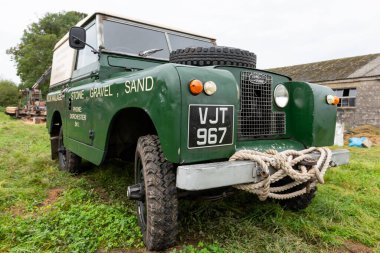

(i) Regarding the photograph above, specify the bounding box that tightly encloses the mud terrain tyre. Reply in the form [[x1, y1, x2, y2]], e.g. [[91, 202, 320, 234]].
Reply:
[[275, 177, 317, 211], [135, 135, 178, 251], [280, 186, 316, 211], [169, 46, 257, 69], [58, 128, 81, 173]]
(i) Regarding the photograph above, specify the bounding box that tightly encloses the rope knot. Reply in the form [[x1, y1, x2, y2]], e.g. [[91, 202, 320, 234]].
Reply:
[[232, 147, 332, 200]]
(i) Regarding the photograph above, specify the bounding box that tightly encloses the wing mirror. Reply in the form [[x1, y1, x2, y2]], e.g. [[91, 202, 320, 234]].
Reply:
[[69, 27, 86, 50]]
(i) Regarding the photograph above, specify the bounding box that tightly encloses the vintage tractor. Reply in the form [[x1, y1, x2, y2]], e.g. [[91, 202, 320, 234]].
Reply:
[[5, 67, 50, 123]]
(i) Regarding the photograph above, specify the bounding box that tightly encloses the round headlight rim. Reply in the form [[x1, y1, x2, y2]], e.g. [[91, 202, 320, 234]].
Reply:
[[274, 84, 289, 108], [204, 80, 217, 96]]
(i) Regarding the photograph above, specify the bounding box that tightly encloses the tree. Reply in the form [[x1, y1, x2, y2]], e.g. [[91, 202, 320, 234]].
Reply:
[[6, 11, 86, 95], [0, 80, 19, 107]]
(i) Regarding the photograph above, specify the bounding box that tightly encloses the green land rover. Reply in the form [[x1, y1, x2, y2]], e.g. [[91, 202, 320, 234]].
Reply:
[[46, 12, 349, 250]]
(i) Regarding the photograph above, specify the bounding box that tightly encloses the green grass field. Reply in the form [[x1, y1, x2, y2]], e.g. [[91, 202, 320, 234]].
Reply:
[[0, 112, 379, 253]]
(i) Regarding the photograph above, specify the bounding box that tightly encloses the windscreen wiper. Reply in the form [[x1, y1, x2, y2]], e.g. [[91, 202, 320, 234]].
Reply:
[[138, 48, 163, 57]]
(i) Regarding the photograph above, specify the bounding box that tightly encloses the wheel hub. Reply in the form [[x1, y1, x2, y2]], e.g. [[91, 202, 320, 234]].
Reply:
[[127, 183, 145, 201]]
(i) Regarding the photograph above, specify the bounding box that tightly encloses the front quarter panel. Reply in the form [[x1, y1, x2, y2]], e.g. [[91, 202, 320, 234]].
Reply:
[[91, 63, 183, 164], [177, 66, 239, 163], [285, 82, 337, 147]]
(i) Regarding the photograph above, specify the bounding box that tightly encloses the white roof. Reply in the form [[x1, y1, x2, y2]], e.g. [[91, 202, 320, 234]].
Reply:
[[54, 11, 216, 51]]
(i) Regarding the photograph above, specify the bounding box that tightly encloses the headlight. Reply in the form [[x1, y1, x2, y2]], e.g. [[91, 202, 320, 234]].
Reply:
[[274, 84, 289, 108], [204, 81, 217, 95]]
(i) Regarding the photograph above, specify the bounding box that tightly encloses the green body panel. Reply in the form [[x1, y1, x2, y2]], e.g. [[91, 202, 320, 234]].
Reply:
[[284, 82, 336, 147], [72, 59, 182, 165], [216, 67, 336, 147], [65, 82, 94, 145], [48, 53, 183, 165], [175, 67, 336, 163], [47, 58, 337, 165], [105, 55, 165, 75], [47, 55, 337, 166], [46, 13, 338, 171], [64, 137, 104, 164], [46, 14, 338, 167], [177, 66, 239, 163], [236, 139, 305, 152]]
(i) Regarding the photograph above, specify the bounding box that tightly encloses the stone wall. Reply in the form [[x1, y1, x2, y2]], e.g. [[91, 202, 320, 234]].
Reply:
[[322, 78, 380, 128]]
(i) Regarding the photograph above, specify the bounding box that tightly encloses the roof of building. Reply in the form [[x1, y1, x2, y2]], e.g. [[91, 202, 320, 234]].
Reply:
[[268, 53, 380, 82]]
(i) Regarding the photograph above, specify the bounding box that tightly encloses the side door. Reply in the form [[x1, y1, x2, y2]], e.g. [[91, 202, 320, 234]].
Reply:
[[65, 21, 99, 146]]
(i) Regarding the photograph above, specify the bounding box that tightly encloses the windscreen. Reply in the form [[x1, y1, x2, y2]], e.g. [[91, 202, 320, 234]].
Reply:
[[168, 34, 214, 51], [103, 20, 214, 60], [104, 20, 170, 59]]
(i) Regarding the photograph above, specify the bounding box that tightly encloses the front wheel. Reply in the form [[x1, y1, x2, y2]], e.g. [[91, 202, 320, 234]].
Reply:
[[279, 186, 317, 211], [135, 135, 178, 251], [58, 128, 81, 173], [274, 176, 317, 211]]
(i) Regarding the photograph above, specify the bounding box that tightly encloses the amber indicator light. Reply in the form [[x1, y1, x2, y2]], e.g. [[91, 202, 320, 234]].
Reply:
[[333, 96, 340, 105], [189, 80, 203, 95], [327, 95, 340, 105]]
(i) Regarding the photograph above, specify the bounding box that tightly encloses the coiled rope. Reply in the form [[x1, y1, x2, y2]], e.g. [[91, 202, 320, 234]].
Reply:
[[229, 147, 332, 200]]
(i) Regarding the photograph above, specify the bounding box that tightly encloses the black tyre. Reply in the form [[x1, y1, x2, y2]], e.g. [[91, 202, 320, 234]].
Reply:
[[275, 177, 317, 211], [169, 46, 257, 69], [135, 135, 178, 251], [279, 187, 316, 211], [58, 128, 81, 173]]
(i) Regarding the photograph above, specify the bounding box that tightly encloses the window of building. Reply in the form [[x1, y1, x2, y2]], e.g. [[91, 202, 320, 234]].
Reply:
[[333, 88, 356, 108]]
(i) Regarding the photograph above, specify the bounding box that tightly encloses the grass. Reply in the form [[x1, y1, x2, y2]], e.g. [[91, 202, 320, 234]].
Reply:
[[0, 113, 379, 252]]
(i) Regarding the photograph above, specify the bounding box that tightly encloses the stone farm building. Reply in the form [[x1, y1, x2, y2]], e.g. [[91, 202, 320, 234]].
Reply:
[[269, 53, 380, 128]]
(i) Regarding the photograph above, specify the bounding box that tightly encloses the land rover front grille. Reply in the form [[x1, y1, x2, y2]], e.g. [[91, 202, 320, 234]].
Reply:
[[238, 71, 286, 139]]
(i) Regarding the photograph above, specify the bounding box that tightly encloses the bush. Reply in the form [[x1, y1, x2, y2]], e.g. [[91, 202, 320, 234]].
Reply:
[[0, 80, 19, 107]]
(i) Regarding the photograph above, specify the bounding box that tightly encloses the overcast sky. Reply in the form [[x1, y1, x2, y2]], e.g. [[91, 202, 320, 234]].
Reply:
[[1, 0, 379, 84]]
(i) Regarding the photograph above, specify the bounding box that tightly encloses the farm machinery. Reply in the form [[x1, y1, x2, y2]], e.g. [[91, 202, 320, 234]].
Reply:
[[5, 67, 51, 123]]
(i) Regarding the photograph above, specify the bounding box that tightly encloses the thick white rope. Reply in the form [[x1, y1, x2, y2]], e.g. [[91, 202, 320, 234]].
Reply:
[[229, 147, 332, 200]]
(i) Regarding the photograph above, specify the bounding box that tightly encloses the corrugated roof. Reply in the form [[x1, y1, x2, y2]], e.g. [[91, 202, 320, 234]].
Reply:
[[268, 53, 380, 82]]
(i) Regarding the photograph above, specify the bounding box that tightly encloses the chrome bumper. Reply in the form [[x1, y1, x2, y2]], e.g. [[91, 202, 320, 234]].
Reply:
[[176, 149, 349, 191]]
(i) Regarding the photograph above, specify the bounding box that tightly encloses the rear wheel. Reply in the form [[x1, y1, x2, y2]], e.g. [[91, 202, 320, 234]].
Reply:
[[135, 135, 178, 251], [58, 128, 81, 173]]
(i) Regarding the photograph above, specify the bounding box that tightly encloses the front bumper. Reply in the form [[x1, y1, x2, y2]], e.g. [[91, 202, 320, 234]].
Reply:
[[176, 149, 349, 191]]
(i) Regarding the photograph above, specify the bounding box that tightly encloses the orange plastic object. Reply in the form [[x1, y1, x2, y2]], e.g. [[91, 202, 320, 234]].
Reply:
[[332, 96, 340, 105], [189, 80, 203, 95]]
